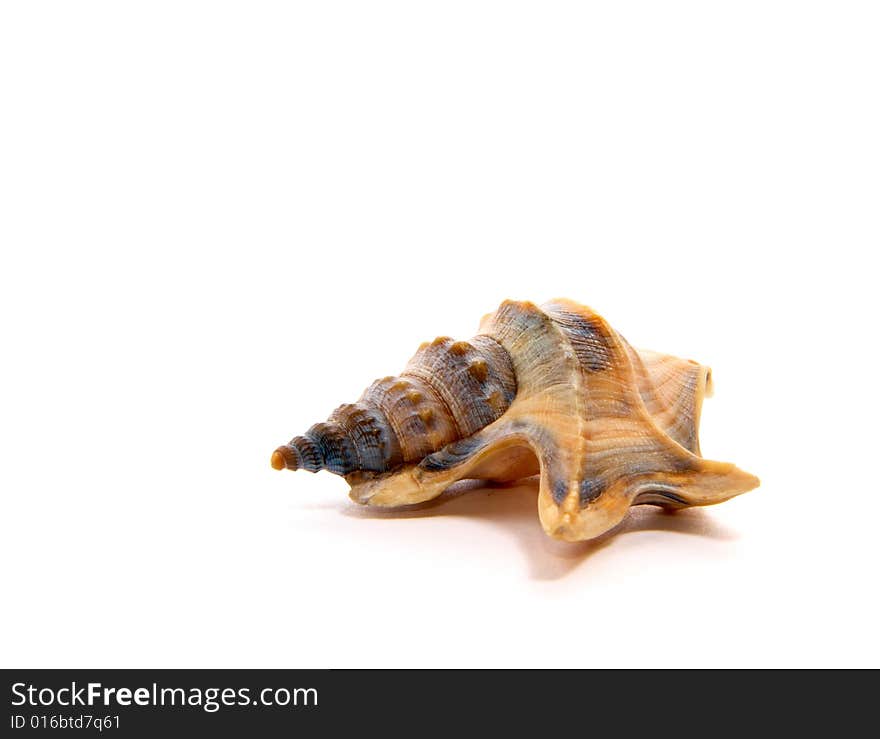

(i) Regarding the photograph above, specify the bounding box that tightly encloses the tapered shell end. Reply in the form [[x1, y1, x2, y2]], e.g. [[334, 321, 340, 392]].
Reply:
[[270, 448, 289, 470]]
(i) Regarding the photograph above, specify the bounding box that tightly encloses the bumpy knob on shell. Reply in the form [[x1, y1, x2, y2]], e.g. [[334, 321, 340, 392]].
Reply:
[[271, 335, 517, 476]]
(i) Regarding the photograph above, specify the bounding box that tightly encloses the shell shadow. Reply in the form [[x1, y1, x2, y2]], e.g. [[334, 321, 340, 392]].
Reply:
[[340, 478, 739, 581]]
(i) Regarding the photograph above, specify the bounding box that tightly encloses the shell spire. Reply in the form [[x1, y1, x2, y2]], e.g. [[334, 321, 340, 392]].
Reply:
[[271, 334, 517, 477]]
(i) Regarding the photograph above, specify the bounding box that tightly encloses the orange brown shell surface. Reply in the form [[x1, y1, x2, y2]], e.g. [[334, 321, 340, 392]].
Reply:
[[271, 298, 759, 542]]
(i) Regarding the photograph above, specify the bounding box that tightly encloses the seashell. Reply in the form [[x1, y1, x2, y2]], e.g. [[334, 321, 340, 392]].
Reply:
[[271, 298, 759, 542]]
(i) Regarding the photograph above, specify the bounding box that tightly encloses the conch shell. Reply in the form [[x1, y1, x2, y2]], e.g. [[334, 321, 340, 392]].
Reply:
[[271, 299, 759, 541]]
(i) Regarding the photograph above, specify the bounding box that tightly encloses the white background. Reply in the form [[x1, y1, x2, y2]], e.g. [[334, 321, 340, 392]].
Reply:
[[1, 2, 877, 668]]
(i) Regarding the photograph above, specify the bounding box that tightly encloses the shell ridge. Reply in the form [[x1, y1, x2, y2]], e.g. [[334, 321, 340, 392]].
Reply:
[[399, 365, 464, 440]]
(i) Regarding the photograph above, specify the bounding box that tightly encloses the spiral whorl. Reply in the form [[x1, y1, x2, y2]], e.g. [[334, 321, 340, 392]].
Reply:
[[271, 334, 517, 477]]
